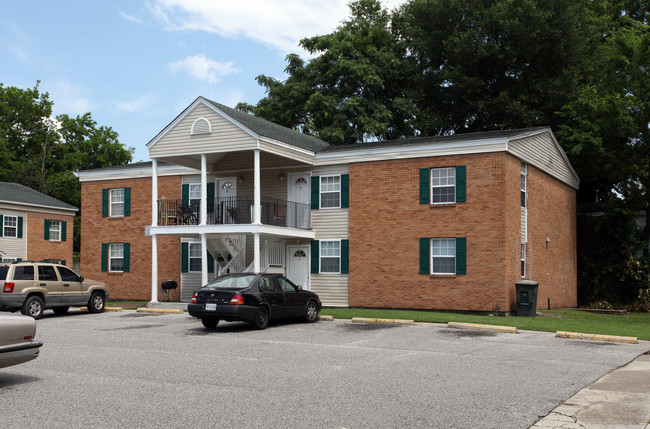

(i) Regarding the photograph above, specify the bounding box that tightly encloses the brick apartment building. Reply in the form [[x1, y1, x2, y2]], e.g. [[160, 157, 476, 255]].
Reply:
[[0, 182, 76, 265], [78, 97, 579, 312]]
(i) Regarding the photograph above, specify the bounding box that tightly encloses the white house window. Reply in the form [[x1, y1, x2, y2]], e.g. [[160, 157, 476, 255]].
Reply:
[[110, 188, 124, 217], [109, 243, 124, 272], [3, 216, 17, 238], [320, 241, 341, 273], [49, 220, 61, 241], [320, 176, 341, 208], [432, 238, 456, 274], [189, 243, 202, 272], [521, 243, 526, 277], [431, 167, 456, 204], [189, 183, 201, 207], [521, 163, 527, 208]]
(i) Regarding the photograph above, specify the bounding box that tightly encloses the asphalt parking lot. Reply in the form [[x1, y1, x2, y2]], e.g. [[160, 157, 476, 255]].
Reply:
[[1, 310, 648, 429]]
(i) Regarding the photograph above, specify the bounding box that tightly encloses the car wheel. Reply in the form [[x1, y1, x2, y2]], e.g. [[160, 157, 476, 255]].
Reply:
[[21, 296, 44, 319], [88, 292, 105, 313], [252, 307, 269, 330], [52, 306, 70, 315], [201, 318, 219, 329], [304, 300, 319, 323]]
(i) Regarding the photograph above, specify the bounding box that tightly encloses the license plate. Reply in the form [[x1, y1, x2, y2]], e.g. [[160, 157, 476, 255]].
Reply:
[[205, 303, 217, 311]]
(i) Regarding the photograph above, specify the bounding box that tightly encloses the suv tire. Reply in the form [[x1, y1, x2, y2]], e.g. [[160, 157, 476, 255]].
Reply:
[[88, 292, 105, 313], [22, 296, 44, 319]]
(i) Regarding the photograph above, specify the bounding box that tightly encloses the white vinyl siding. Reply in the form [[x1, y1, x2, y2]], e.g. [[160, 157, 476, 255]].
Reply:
[[311, 275, 349, 307]]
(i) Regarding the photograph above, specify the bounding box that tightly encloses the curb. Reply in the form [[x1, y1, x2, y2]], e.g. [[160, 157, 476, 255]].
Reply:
[[136, 307, 184, 314], [318, 315, 334, 321], [556, 331, 638, 344], [351, 317, 415, 325], [80, 306, 123, 312], [448, 322, 518, 333]]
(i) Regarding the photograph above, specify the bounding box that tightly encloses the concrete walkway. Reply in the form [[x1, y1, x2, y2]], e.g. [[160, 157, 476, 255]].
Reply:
[[531, 353, 650, 428]]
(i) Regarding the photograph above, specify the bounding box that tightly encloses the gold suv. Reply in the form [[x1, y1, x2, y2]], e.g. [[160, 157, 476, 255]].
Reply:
[[0, 261, 108, 319]]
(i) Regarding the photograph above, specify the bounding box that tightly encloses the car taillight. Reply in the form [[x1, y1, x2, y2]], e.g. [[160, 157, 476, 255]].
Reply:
[[3, 282, 14, 293], [230, 294, 244, 305], [24, 335, 33, 340], [190, 292, 197, 304]]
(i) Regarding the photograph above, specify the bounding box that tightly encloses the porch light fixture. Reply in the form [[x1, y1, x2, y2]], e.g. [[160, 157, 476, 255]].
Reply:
[[239, 175, 244, 183], [279, 172, 285, 182]]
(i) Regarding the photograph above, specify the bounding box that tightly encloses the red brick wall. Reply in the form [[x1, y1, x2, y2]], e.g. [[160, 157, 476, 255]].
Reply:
[[348, 152, 577, 312], [27, 212, 74, 264], [80, 176, 181, 300]]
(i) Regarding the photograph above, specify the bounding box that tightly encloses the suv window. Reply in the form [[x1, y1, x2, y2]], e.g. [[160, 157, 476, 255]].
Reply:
[[13, 265, 35, 280], [0, 266, 8, 280], [38, 265, 58, 281], [57, 266, 82, 282]]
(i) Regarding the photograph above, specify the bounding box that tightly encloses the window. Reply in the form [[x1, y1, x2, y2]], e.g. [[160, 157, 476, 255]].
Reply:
[[320, 176, 341, 208], [189, 243, 202, 272], [110, 244, 124, 272], [521, 164, 527, 208], [520, 243, 526, 277], [189, 184, 201, 205], [432, 239, 456, 274], [57, 266, 82, 282], [110, 189, 124, 216], [3, 215, 17, 238], [49, 220, 61, 241], [13, 265, 34, 281], [431, 167, 456, 204], [277, 276, 297, 292], [320, 241, 341, 273], [38, 265, 58, 281]]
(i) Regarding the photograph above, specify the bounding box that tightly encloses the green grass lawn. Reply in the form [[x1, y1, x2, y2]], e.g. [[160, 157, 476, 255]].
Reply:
[[321, 308, 650, 341], [107, 300, 650, 341]]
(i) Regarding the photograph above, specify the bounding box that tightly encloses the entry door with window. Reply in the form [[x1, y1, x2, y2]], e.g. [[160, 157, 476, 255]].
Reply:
[[288, 173, 310, 229], [217, 178, 237, 224], [287, 245, 310, 290]]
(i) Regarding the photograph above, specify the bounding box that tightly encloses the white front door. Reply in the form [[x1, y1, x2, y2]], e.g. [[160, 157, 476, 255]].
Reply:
[[287, 245, 310, 290], [217, 178, 237, 223], [288, 172, 311, 229]]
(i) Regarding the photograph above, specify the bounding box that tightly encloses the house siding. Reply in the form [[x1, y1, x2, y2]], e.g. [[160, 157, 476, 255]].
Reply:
[[0, 208, 27, 260]]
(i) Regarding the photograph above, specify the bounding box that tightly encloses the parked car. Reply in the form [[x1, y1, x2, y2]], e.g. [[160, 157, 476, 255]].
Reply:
[[0, 261, 108, 319], [188, 273, 322, 330], [0, 313, 43, 369]]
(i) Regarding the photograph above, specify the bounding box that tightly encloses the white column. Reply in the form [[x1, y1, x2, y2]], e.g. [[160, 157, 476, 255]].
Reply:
[[201, 233, 208, 286], [253, 233, 260, 273], [254, 149, 261, 225], [151, 159, 158, 226], [150, 235, 158, 303], [200, 154, 207, 226]]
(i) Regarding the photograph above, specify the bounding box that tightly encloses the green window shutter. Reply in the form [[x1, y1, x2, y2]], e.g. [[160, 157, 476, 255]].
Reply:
[[124, 187, 131, 216], [341, 174, 349, 208], [341, 239, 349, 274], [420, 168, 430, 204], [181, 184, 189, 206], [207, 250, 214, 273], [123, 243, 130, 272], [420, 238, 431, 274], [310, 240, 319, 274], [311, 176, 319, 210], [456, 166, 466, 203], [456, 237, 467, 275], [102, 189, 109, 217], [207, 182, 215, 213], [0, 215, 3, 237], [62, 221, 67, 242], [181, 242, 189, 273], [61, 260, 66, 266], [44, 219, 50, 240], [101, 243, 108, 272], [17, 216, 23, 238]]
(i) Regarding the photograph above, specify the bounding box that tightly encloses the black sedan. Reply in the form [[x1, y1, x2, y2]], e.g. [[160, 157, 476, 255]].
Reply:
[[188, 273, 322, 330]]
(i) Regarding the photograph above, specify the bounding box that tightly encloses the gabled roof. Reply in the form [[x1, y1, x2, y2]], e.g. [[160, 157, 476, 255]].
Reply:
[[0, 182, 77, 212]]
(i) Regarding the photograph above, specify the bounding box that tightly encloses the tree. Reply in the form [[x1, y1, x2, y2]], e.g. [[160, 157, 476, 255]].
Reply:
[[238, 0, 415, 145]]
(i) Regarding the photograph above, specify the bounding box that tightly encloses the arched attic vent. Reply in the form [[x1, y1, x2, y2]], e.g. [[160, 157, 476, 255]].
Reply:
[[191, 118, 211, 135]]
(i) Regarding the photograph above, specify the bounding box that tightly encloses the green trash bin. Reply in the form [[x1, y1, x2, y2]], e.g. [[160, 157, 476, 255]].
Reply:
[[516, 280, 539, 317]]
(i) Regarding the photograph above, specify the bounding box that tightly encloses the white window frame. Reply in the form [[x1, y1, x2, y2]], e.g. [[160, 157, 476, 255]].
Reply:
[[431, 238, 456, 275], [189, 183, 201, 207], [521, 243, 526, 277], [431, 167, 456, 204], [3, 215, 17, 238], [49, 220, 61, 242], [188, 242, 202, 273], [320, 175, 341, 209], [109, 243, 124, 273], [320, 240, 341, 274], [521, 163, 527, 208], [110, 188, 125, 217]]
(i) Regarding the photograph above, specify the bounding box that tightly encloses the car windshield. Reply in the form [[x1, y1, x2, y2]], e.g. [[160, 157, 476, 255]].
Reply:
[[205, 274, 256, 289]]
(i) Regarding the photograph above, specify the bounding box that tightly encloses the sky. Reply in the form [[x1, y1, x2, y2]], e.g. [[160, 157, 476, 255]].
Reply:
[[1, 0, 406, 163]]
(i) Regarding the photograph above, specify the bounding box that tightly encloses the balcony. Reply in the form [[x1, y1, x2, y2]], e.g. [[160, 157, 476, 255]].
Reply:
[[157, 196, 311, 230]]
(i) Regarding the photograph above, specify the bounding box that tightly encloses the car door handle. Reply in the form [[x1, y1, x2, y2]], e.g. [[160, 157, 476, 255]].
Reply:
[[40, 283, 46, 286], [63, 283, 70, 287]]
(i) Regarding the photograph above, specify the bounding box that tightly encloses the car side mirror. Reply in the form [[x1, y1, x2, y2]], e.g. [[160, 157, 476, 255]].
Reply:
[[79, 276, 84, 282], [296, 285, 302, 291]]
